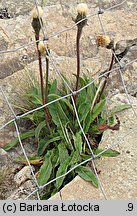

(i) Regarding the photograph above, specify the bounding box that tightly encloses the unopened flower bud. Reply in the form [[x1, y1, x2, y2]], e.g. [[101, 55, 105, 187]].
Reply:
[[96, 35, 114, 49], [74, 3, 88, 29], [77, 3, 88, 16], [38, 41, 46, 55], [32, 6, 43, 19], [31, 6, 43, 36]]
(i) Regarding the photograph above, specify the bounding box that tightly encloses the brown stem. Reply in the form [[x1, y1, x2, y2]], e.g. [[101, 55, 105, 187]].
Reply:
[[45, 53, 49, 104], [74, 27, 82, 105], [97, 52, 114, 103], [35, 35, 51, 132]]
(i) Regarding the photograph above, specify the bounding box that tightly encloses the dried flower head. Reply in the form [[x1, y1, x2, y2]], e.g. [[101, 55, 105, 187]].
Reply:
[[32, 6, 43, 19], [77, 3, 88, 16], [96, 35, 113, 49], [38, 41, 45, 55]]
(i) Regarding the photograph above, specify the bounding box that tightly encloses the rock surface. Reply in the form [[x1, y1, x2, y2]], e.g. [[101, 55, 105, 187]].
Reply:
[[50, 94, 137, 200], [0, 0, 137, 200], [14, 166, 35, 186], [0, 1, 137, 99], [7, 180, 36, 200]]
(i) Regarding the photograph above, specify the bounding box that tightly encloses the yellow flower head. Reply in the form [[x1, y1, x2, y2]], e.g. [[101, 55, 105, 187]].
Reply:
[[32, 6, 43, 19], [96, 35, 111, 48], [77, 3, 88, 16], [38, 41, 45, 55]]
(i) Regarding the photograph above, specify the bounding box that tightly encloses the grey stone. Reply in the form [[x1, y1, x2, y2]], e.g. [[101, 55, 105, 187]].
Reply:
[[14, 166, 35, 186], [7, 180, 36, 200], [0, 148, 8, 166]]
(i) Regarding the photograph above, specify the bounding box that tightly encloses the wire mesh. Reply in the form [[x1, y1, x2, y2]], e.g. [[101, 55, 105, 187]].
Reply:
[[0, 0, 137, 200]]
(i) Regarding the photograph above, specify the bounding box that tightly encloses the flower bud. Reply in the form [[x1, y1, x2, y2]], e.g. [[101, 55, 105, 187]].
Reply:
[[74, 3, 88, 29], [32, 6, 43, 19], [96, 35, 114, 49], [77, 3, 88, 16], [38, 41, 45, 55]]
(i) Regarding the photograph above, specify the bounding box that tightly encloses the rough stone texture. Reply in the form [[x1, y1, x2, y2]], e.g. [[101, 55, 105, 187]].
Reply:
[[0, 148, 9, 168], [0, 0, 137, 90], [0, 1, 137, 200], [14, 166, 35, 186], [7, 180, 36, 200], [50, 94, 137, 200]]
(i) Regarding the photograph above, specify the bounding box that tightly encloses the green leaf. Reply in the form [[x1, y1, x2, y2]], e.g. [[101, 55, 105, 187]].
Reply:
[[76, 89, 87, 109], [69, 150, 81, 166], [58, 143, 69, 164], [108, 104, 131, 116], [76, 166, 98, 188], [49, 94, 73, 113], [78, 102, 90, 122], [14, 155, 43, 165], [108, 116, 114, 125], [48, 94, 70, 127], [60, 74, 71, 95], [33, 110, 45, 124], [73, 132, 83, 154], [55, 156, 72, 190], [84, 99, 105, 133], [51, 149, 59, 168], [37, 151, 53, 186], [38, 136, 61, 156], [27, 93, 42, 106], [73, 74, 86, 87], [81, 153, 91, 161], [35, 120, 46, 139], [3, 130, 35, 151], [58, 118, 69, 144], [49, 80, 58, 94], [87, 82, 97, 102], [94, 149, 120, 157]]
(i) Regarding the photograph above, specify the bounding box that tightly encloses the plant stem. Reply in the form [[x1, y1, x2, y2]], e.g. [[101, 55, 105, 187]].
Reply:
[[35, 35, 51, 132], [97, 52, 115, 103], [45, 51, 49, 104], [74, 27, 82, 105]]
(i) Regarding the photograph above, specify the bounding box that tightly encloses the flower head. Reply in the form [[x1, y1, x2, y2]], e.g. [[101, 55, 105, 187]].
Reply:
[[38, 41, 45, 55], [96, 35, 113, 49], [32, 6, 43, 19], [77, 3, 88, 16]]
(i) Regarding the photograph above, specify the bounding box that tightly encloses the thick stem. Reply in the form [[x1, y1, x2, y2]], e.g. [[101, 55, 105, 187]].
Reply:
[[35, 35, 51, 132], [74, 27, 82, 105]]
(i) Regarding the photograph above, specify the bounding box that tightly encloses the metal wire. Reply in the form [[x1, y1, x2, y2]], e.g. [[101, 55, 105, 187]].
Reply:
[[0, 0, 136, 201], [0, 0, 128, 55]]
